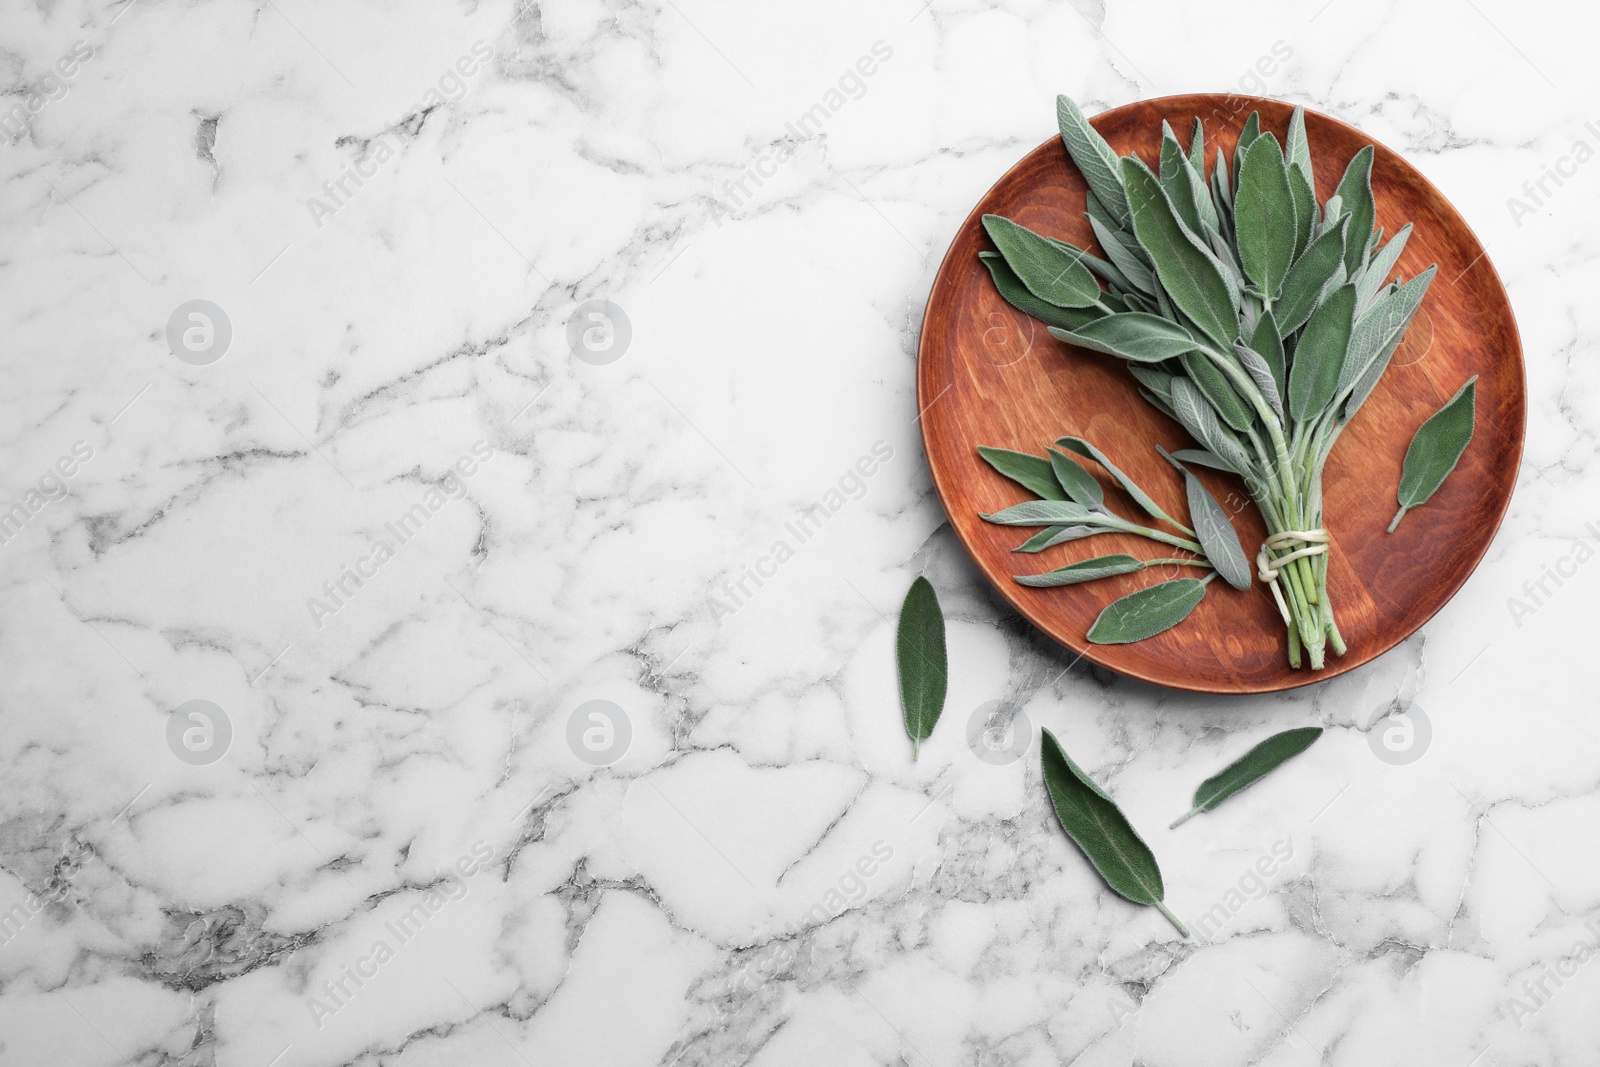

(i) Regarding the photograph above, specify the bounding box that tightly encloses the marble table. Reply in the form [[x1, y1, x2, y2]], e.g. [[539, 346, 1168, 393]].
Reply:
[[1, 0, 1595, 1064]]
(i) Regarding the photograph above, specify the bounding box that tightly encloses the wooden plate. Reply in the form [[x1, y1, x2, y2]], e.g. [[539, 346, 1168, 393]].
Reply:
[[917, 95, 1524, 694]]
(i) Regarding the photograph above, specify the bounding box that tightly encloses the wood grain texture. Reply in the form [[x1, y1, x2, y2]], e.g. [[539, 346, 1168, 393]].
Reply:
[[916, 95, 1525, 694]]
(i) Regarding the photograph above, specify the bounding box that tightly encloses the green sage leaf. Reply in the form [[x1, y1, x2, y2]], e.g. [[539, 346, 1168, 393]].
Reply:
[[1234, 133, 1298, 300], [1233, 111, 1261, 176], [1286, 282, 1357, 422], [1169, 377, 1256, 477], [1016, 553, 1146, 587], [1015, 525, 1101, 552], [1170, 726, 1324, 827], [1120, 157, 1240, 351], [1050, 313, 1200, 364], [979, 253, 1104, 332], [1334, 145, 1376, 276], [1273, 217, 1347, 335], [1179, 351, 1255, 432], [981, 500, 1097, 526], [1188, 117, 1206, 171], [1355, 223, 1413, 314], [897, 576, 947, 761], [1338, 265, 1437, 401], [1233, 342, 1284, 422], [982, 215, 1101, 308], [1087, 577, 1209, 644], [1286, 162, 1316, 260], [1086, 215, 1156, 295], [1389, 375, 1476, 532], [1040, 728, 1187, 936], [1055, 436, 1193, 534], [1057, 95, 1131, 228], [1159, 133, 1204, 235], [1160, 447, 1251, 590], [1285, 106, 1315, 196], [977, 446, 1067, 501], [1048, 448, 1106, 509], [1249, 311, 1286, 405]]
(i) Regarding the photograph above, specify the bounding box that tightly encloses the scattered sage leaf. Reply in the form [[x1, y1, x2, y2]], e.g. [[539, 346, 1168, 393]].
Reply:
[[1170, 726, 1324, 827], [1389, 375, 1477, 532], [897, 577, 947, 761], [977, 446, 1066, 501], [1039, 728, 1188, 937], [982, 215, 1101, 308], [1014, 525, 1101, 552], [1087, 577, 1210, 644]]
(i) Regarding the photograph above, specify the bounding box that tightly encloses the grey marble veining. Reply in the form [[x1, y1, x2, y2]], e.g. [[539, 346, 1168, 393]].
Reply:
[[0, 1, 1596, 1064]]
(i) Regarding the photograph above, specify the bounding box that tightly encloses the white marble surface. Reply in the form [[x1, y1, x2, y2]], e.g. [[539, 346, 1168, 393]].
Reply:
[[1, 0, 1597, 1064]]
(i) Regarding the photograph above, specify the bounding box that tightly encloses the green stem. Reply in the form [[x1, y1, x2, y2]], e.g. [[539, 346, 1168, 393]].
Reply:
[[1155, 901, 1190, 939], [1170, 806, 1204, 829]]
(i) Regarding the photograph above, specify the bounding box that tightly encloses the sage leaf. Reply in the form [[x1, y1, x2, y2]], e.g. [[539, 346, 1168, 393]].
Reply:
[[1273, 217, 1348, 335], [1188, 116, 1206, 171], [1039, 728, 1188, 937], [1170, 726, 1324, 827], [1015, 525, 1101, 552], [1169, 378, 1255, 477], [897, 577, 947, 761], [1389, 376, 1476, 532], [1211, 147, 1233, 238], [982, 215, 1101, 308], [1249, 311, 1286, 405], [1287, 282, 1357, 422], [1159, 133, 1204, 234], [1057, 95, 1131, 228], [1169, 448, 1234, 473], [1356, 223, 1412, 313], [1055, 436, 1193, 534], [1048, 448, 1106, 509], [1180, 351, 1255, 432], [980, 252, 1103, 331], [1334, 145, 1376, 275], [982, 500, 1097, 526], [1120, 157, 1240, 351], [1341, 266, 1438, 421], [1050, 313, 1200, 364], [1086, 215, 1156, 295], [1285, 106, 1315, 195], [1016, 553, 1146, 587], [1160, 447, 1251, 590], [1234, 111, 1261, 175], [1087, 577, 1210, 644], [1338, 265, 1437, 399], [977, 446, 1067, 501], [1234, 342, 1284, 422], [1286, 163, 1316, 260], [1234, 133, 1297, 300]]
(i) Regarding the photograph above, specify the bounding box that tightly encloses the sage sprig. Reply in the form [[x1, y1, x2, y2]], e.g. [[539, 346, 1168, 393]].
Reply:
[[1040, 727, 1187, 937], [1170, 726, 1323, 827], [897, 577, 947, 761], [1389, 376, 1477, 532], [979, 97, 1442, 668]]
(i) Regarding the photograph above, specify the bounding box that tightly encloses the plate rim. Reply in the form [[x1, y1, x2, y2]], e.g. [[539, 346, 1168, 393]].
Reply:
[[915, 93, 1526, 694]]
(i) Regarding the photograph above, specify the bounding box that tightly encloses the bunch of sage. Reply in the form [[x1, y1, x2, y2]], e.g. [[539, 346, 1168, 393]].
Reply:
[[980, 98, 1439, 669]]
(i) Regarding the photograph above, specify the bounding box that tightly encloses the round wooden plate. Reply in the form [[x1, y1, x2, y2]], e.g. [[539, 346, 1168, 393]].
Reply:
[[917, 95, 1525, 694]]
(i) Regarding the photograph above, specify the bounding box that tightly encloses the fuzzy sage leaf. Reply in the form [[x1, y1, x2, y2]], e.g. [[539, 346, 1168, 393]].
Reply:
[[978, 446, 1067, 501], [1170, 727, 1324, 827], [1159, 447, 1251, 590], [1087, 577, 1212, 644], [1039, 728, 1187, 937], [1389, 376, 1477, 532], [982, 215, 1101, 309], [897, 577, 947, 761]]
